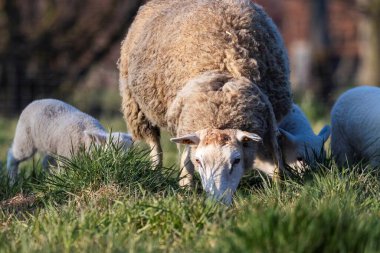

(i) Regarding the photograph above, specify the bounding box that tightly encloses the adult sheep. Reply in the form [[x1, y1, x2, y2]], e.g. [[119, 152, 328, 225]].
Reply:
[[331, 86, 380, 167], [119, 0, 292, 204]]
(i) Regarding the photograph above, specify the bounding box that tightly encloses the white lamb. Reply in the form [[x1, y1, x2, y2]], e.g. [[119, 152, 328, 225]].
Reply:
[[255, 104, 331, 174], [7, 99, 133, 184], [331, 86, 380, 167]]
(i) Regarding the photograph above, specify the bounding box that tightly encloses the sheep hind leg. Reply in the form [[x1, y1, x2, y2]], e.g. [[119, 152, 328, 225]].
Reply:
[[130, 117, 162, 168], [333, 145, 355, 168], [121, 85, 162, 168], [331, 133, 355, 168], [7, 149, 20, 186], [7, 137, 36, 186]]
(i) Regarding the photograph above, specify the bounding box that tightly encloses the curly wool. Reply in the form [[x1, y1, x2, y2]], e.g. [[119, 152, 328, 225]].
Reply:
[[119, 0, 292, 135], [167, 71, 268, 137]]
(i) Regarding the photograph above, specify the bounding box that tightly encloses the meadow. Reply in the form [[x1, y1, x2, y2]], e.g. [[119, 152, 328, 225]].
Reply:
[[1, 100, 380, 252]]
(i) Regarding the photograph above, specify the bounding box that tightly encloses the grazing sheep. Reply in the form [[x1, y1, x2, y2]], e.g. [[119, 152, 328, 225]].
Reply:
[[255, 104, 331, 174], [331, 86, 380, 167], [119, 0, 292, 204], [7, 99, 133, 185]]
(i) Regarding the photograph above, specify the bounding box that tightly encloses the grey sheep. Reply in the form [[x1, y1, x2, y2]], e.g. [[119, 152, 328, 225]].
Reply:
[[119, 0, 292, 204], [7, 99, 133, 185]]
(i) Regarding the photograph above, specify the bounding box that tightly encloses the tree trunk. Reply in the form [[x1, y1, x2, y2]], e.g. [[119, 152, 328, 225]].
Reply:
[[357, 0, 380, 85], [0, 0, 145, 116], [309, 0, 335, 103]]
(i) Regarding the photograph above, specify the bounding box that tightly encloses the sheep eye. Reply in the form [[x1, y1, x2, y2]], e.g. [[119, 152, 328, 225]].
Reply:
[[297, 157, 303, 162], [195, 158, 201, 166], [233, 158, 241, 165]]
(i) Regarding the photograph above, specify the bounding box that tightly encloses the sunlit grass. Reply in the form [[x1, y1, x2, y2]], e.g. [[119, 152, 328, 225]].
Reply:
[[1, 100, 379, 252], [1, 140, 380, 252]]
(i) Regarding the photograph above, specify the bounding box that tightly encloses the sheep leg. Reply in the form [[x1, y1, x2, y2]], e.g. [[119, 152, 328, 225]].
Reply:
[[148, 134, 162, 168], [7, 149, 20, 186], [179, 145, 194, 187], [332, 139, 354, 167], [121, 85, 162, 168], [7, 130, 36, 185], [268, 129, 285, 180], [259, 90, 287, 181], [42, 155, 57, 172]]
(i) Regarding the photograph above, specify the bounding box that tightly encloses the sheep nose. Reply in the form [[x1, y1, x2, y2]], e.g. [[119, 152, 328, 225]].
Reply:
[[206, 189, 233, 206], [204, 180, 233, 205], [205, 178, 217, 196]]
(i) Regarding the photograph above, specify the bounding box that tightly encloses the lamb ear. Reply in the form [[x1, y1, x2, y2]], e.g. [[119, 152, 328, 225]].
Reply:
[[318, 125, 331, 142], [279, 128, 297, 144], [170, 133, 200, 145], [84, 130, 108, 145], [111, 132, 133, 141], [111, 132, 134, 146], [121, 133, 134, 144], [236, 130, 262, 143]]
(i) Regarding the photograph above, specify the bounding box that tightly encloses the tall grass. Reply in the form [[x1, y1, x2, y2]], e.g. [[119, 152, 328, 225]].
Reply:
[[1, 139, 380, 252]]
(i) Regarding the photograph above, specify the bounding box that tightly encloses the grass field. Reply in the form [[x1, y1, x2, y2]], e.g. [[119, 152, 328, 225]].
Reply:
[[1, 105, 380, 252]]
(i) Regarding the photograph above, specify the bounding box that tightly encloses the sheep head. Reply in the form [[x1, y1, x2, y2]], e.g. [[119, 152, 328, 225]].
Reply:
[[279, 125, 331, 167], [171, 128, 262, 205], [84, 131, 133, 151]]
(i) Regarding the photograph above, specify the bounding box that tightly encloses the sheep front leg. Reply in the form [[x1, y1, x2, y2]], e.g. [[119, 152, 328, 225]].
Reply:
[[147, 134, 163, 168], [179, 145, 194, 187], [260, 91, 287, 181]]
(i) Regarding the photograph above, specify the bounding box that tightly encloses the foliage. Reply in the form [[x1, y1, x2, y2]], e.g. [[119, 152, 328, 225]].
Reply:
[[0, 0, 145, 115]]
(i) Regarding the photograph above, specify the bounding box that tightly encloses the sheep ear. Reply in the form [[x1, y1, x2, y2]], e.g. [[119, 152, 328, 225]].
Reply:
[[84, 130, 108, 145], [120, 133, 134, 147], [111, 132, 133, 142], [121, 133, 133, 144], [170, 133, 200, 145], [318, 125, 331, 142], [236, 130, 262, 143], [279, 128, 297, 144]]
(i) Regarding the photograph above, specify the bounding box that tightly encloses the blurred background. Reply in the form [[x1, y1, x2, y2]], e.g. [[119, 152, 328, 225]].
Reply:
[[0, 0, 379, 118], [258, 0, 380, 113], [0, 0, 379, 166], [0, 0, 146, 117]]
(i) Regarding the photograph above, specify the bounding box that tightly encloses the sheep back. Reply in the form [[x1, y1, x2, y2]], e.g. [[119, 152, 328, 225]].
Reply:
[[15, 99, 105, 157], [119, 0, 292, 128], [331, 86, 380, 166]]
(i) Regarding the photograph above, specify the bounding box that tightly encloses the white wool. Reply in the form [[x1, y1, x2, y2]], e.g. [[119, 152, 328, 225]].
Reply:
[[279, 104, 330, 166], [7, 99, 133, 184], [331, 86, 380, 167], [255, 103, 330, 174]]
